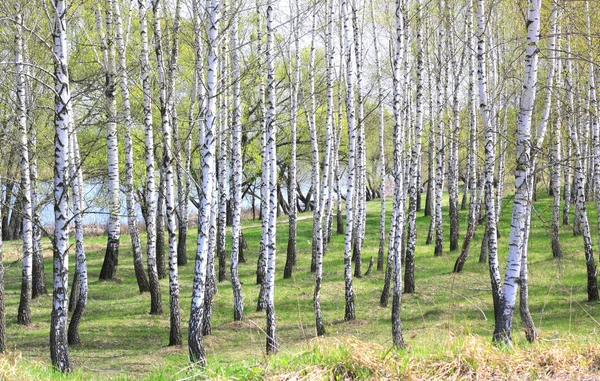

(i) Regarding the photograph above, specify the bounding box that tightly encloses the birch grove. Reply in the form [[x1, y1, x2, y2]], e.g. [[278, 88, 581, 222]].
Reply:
[[0, 0, 599, 374]]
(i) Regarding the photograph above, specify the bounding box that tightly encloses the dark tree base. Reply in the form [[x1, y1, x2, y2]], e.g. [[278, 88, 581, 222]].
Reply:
[[99, 237, 120, 280]]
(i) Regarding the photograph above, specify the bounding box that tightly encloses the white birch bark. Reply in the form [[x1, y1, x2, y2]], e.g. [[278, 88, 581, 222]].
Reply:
[[283, 0, 299, 279], [564, 26, 599, 303], [342, 0, 356, 322], [351, 4, 366, 277], [30, 120, 46, 298], [496, 0, 542, 345], [152, 0, 181, 345], [585, 0, 600, 258], [551, 92, 562, 259], [189, 0, 219, 365], [166, 0, 187, 268], [475, 0, 501, 324], [230, 0, 244, 321], [403, 0, 423, 293], [256, 0, 269, 292], [15, 11, 33, 326], [308, 8, 321, 274], [67, 114, 88, 345], [265, 0, 278, 354], [517, 2, 559, 342], [50, 0, 71, 370], [216, 46, 228, 283], [434, 0, 446, 257], [113, 0, 149, 293], [138, 0, 162, 315], [256, 0, 272, 312], [314, 0, 334, 336], [391, 0, 405, 348], [98, 0, 121, 280], [370, 0, 386, 271]]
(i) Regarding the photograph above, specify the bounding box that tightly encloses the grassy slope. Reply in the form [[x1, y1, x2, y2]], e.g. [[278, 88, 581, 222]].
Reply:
[[1, 192, 599, 380]]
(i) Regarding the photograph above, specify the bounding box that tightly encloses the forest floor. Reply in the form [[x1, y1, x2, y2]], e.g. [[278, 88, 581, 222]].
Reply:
[[1, 193, 600, 380]]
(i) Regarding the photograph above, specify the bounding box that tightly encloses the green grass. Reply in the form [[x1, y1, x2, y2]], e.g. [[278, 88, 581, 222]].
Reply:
[[1, 192, 600, 379]]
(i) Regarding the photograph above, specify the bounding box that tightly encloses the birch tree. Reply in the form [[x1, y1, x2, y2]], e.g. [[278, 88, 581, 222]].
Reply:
[[98, 0, 121, 281], [342, 0, 356, 322], [434, 0, 447, 258], [211, 0, 227, 280], [371, 0, 386, 271], [230, 0, 244, 321], [403, 0, 423, 293], [585, 0, 600, 263], [391, 0, 405, 348], [67, 114, 87, 345], [15, 10, 34, 326], [256, 0, 269, 295], [283, 0, 299, 279], [564, 28, 599, 303], [189, 0, 219, 365], [50, 0, 71, 370], [475, 0, 501, 324], [453, 0, 478, 274], [495, 0, 542, 345], [351, 3, 366, 277], [308, 5, 321, 274], [152, 0, 181, 346], [138, 0, 162, 315], [314, 0, 334, 336], [30, 122, 46, 298], [516, 1, 559, 342], [264, 0, 278, 354], [114, 0, 149, 293]]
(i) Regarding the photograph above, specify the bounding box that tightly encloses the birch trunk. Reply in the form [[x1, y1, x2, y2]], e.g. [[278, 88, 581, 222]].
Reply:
[[99, 0, 121, 281], [265, 0, 278, 354], [391, 0, 406, 348], [352, 5, 366, 276], [551, 105, 562, 258], [564, 25, 599, 302], [453, 1, 478, 274], [67, 114, 88, 345], [434, 0, 447, 257], [371, 0, 386, 271], [202, 174, 217, 335], [216, 0, 229, 283], [15, 11, 34, 326], [152, 0, 181, 345], [138, 0, 162, 315], [495, 0, 543, 345], [475, 0, 501, 325], [256, 0, 269, 291], [517, 3, 559, 342], [166, 0, 186, 268], [30, 122, 46, 298], [448, 35, 462, 252], [403, 0, 423, 293], [230, 0, 244, 321], [342, 0, 356, 322], [314, 0, 334, 336], [189, 0, 219, 365], [114, 0, 149, 293], [50, 0, 71, 370], [283, 0, 299, 279], [585, 0, 600, 262], [308, 8, 321, 274], [156, 172, 167, 279]]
